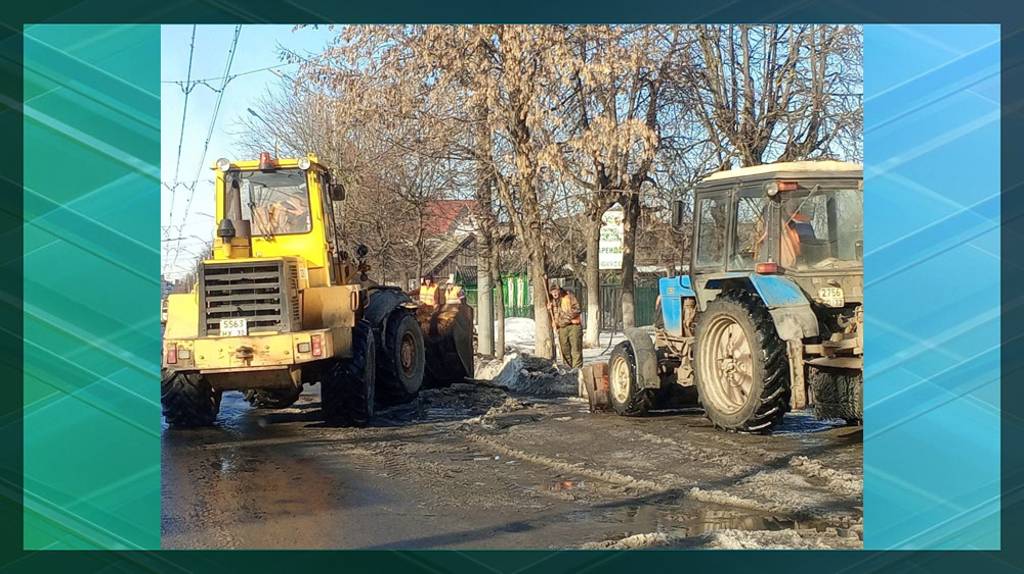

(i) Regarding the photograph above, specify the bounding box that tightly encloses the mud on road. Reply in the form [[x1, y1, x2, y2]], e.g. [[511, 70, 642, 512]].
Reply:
[[162, 379, 863, 550]]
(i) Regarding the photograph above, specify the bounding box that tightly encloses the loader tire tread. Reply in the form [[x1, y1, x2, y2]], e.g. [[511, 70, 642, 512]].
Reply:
[[376, 311, 425, 405], [322, 320, 376, 427], [161, 370, 220, 427]]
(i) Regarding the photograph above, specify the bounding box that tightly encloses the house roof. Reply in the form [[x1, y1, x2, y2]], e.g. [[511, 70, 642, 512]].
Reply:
[[424, 200, 474, 235]]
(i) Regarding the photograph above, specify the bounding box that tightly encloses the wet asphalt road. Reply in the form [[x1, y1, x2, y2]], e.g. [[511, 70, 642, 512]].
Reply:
[[162, 384, 863, 549]]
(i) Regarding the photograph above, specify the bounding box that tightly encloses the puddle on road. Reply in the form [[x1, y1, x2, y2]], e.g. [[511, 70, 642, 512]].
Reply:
[[561, 498, 814, 539]]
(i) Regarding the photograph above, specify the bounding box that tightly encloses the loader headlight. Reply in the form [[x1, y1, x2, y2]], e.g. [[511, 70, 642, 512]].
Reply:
[[216, 157, 232, 172], [297, 157, 311, 170]]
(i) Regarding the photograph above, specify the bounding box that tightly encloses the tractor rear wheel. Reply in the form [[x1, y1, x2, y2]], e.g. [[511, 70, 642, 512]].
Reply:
[[694, 291, 789, 432], [244, 386, 302, 409], [322, 320, 376, 427], [608, 341, 654, 416], [376, 311, 425, 405], [809, 366, 863, 424], [161, 369, 221, 427]]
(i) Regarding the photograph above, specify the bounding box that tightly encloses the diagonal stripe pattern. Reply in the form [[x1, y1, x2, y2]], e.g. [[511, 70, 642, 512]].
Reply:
[[863, 24, 1000, 550], [22, 24, 160, 550]]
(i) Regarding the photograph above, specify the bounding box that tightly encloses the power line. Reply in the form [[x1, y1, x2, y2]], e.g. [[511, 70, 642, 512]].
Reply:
[[163, 61, 295, 87], [164, 25, 197, 239], [161, 52, 331, 94], [168, 24, 242, 275]]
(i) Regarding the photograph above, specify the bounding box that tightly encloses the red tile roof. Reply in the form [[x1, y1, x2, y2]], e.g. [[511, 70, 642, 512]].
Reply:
[[423, 200, 474, 235]]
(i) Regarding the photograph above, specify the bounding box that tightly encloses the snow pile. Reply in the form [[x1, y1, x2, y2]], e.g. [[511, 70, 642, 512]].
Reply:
[[700, 528, 862, 549], [581, 528, 861, 550], [475, 352, 578, 398], [499, 317, 537, 353]]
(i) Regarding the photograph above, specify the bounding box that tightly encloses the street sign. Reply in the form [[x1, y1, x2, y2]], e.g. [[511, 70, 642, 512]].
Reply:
[[599, 206, 624, 270]]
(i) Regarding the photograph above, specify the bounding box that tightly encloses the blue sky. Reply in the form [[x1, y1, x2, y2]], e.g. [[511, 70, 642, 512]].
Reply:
[[160, 24, 334, 279]]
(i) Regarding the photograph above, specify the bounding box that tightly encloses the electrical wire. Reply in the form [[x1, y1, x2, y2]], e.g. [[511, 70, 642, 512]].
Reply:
[[163, 25, 196, 243], [168, 25, 242, 275]]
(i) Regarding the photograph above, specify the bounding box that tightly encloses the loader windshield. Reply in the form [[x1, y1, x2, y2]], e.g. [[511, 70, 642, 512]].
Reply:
[[238, 169, 311, 236], [781, 188, 862, 270]]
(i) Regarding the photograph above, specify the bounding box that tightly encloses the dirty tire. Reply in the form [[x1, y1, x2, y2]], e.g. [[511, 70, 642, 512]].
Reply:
[[161, 369, 220, 427], [809, 366, 863, 423], [608, 341, 654, 416], [376, 311, 425, 405], [693, 291, 789, 432], [322, 320, 376, 427], [244, 386, 302, 409]]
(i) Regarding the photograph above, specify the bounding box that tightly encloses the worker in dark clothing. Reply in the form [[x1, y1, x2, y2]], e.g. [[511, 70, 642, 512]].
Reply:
[[548, 285, 583, 369]]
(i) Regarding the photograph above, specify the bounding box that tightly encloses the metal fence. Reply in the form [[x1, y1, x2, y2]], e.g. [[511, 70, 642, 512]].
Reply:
[[465, 278, 659, 329]]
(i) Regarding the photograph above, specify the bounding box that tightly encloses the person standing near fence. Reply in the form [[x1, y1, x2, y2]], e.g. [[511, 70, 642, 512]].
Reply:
[[548, 285, 583, 369]]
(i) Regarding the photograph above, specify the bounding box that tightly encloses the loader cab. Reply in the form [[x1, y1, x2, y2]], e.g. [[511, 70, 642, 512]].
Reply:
[[675, 161, 864, 309], [212, 154, 346, 287]]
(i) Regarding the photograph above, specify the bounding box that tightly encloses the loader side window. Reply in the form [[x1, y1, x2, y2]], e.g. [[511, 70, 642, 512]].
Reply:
[[695, 196, 728, 268], [240, 168, 312, 236]]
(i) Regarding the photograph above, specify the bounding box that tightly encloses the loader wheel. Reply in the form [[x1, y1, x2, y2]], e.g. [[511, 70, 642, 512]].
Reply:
[[376, 311, 425, 405], [161, 369, 221, 427], [244, 386, 302, 409], [321, 319, 376, 427], [608, 341, 654, 416], [694, 291, 789, 433], [809, 366, 863, 424]]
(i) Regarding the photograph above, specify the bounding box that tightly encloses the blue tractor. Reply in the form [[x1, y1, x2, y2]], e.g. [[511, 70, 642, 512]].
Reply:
[[604, 161, 863, 432]]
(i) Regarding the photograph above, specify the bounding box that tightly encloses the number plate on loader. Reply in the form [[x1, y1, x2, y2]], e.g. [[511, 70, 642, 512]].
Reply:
[[818, 287, 845, 308], [220, 318, 248, 337]]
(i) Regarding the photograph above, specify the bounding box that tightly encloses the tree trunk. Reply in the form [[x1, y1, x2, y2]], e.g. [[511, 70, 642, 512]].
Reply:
[[473, 105, 495, 357], [621, 193, 641, 330], [529, 252, 554, 359], [493, 245, 505, 359], [475, 231, 494, 356], [583, 216, 601, 347]]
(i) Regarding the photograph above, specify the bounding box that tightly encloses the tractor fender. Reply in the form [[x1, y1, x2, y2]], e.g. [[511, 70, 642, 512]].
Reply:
[[623, 328, 661, 390], [747, 275, 820, 341], [364, 287, 417, 334]]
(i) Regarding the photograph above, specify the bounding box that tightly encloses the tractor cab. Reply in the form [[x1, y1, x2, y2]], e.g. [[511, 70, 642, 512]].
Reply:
[[597, 160, 866, 432], [673, 161, 863, 312]]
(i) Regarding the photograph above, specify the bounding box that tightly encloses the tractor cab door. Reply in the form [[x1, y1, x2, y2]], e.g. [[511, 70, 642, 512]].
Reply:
[[730, 187, 775, 271], [692, 191, 731, 275]]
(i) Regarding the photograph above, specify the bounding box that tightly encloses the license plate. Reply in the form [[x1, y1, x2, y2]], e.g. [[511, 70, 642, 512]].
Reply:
[[220, 318, 248, 337], [818, 287, 845, 308]]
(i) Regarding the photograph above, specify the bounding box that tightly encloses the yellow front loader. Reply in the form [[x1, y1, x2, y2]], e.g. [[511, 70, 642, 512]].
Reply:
[[161, 153, 473, 427]]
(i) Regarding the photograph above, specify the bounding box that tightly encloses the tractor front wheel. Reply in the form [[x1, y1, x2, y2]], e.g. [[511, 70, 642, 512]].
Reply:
[[161, 369, 221, 427], [693, 291, 789, 432], [322, 320, 376, 427], [608, 341, 654, 416]]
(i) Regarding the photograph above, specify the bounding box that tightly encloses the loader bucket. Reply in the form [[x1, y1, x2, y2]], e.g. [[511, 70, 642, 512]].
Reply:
[[416, 303, 474, 385]]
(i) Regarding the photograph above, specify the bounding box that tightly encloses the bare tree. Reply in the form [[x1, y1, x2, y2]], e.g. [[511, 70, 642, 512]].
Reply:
[[679, 24, 863, 168]]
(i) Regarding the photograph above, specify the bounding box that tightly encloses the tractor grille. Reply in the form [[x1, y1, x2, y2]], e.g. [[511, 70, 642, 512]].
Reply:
[[200, 260, 300, 336]]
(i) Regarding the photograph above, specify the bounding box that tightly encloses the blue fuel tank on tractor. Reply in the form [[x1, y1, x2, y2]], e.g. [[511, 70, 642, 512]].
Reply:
[[658, 276, 695, 337]]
